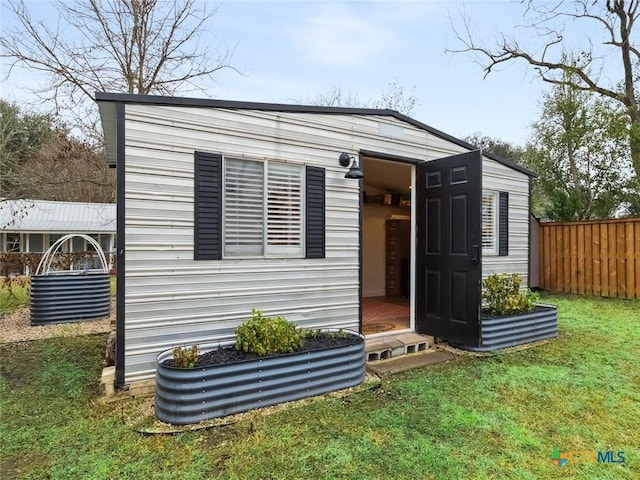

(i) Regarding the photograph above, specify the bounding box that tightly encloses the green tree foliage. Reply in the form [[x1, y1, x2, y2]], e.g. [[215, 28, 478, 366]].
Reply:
[[463, 134, 526, 164], [0, 99, 114, 204], [0, 100, 55, 198], [451, 0, 640, 196], [527, 78, 631, 220]]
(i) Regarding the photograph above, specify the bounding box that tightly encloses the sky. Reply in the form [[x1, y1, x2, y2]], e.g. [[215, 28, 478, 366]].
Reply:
[[0, 0, 608, 146]]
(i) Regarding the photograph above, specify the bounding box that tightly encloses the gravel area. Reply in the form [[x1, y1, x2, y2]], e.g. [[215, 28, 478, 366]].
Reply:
[[0, 300, 114, 344]]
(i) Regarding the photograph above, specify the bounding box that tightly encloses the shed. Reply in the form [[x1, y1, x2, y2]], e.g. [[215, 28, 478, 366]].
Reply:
[[96, 93, 535, 387]]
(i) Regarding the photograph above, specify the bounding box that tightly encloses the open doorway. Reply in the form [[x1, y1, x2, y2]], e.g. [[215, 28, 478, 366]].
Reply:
[[361, 156, 414, 336]]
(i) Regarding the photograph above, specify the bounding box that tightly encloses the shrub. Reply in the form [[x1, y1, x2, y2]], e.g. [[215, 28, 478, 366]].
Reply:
[[482, 273, 539, 315], [236, 309, 305, 356], [172, 344, 199, 368], [305, 328, 322, 340], [304, 328, 348, 340]]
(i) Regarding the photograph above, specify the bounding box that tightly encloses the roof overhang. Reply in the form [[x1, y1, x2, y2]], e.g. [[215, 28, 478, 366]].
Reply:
[[94, 92, 536, 177]]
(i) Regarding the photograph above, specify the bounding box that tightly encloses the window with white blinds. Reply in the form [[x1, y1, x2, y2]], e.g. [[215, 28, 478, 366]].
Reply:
[[482, 190, 498, 254], [224, 158, 303, 257], [267, 162, 302, 255], [224, 159, 265, 256]]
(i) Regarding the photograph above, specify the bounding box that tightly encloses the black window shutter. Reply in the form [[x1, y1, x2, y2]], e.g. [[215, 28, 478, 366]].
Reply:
[[194, 151, 222, 260], [306, 166, 325, 258], [499, 191, 509, 256]]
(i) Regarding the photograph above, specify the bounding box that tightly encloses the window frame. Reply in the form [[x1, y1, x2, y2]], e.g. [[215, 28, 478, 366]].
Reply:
[[482, 190, 499, 256], [222, 156, 305, 259], [4, 232, 21, 252]]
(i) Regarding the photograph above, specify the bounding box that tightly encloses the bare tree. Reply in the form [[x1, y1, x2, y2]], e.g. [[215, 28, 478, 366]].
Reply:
[[301, 86, 364, 108], [449, 0, 640, 180], [1, 100, 114, 204], [372, 78, 419, 116], [300, 80, 419, 116], [21, 131, 115, 204], [1, 0, 237, 134]]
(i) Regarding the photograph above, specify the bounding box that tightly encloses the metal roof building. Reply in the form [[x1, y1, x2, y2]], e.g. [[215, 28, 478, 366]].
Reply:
[[0, 199, 116, 259], [0, 199, 116, 233]]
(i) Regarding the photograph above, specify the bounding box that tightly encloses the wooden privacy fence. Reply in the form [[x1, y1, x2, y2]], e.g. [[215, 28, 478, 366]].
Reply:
[[538, 218, 640, 300]]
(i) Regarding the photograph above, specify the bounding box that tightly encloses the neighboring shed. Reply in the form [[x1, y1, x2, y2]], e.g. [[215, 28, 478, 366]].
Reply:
[[96, 93, 535, 387], [0, 199, 116, 272]]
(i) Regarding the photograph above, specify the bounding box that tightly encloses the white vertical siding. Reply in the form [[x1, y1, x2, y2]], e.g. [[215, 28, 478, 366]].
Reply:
[[120, 104, 530, 383], [481, 156, 530, 286]]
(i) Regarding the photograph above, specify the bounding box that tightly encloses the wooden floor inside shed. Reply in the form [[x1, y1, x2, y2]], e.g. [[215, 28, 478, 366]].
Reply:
[[362, 297, 410, 335]]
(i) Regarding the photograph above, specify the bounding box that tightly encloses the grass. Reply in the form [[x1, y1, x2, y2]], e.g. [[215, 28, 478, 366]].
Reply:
[[1, 293, 638, 479], [0, 277, 30, 314], [0, 276, 116, 314]]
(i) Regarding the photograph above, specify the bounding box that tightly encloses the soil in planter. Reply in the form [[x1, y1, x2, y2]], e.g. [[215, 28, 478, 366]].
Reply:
[[163, 333, 363, 368], [481, 304, 556, 319]]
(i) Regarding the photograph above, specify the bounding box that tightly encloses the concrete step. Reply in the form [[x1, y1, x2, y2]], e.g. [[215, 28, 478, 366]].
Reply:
[[365, 333, 434, 362], [367, 350, 455, 376]]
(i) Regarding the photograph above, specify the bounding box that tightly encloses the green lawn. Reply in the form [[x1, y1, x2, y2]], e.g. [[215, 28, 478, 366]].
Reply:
[[1, 293, 638, 479], [0, 278, 30, 314]]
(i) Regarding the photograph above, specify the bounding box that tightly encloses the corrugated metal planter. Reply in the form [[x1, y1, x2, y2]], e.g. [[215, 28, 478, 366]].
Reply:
[[30, 233, 111, 326], [31, 272, 111, 325], [451, 305, 558, 352], [155, 330, 365, 425]]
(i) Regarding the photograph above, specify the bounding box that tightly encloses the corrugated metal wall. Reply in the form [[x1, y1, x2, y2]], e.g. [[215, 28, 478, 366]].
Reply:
[[481, 158, 531, 286], [121, 104, 530, 383]]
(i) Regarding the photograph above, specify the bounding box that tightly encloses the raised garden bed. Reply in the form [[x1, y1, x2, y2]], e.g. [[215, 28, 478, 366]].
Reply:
[[451, 304, 558, 352], [155, 329, 365, 425], [30, 234, 111, 326], [31, 272, 111, 325]]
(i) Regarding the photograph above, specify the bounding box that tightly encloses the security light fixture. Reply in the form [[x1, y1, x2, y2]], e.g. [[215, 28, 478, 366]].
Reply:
[[338, 152, 364, 179]]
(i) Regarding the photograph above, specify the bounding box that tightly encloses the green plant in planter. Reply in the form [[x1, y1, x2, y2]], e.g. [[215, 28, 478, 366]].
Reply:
[[172, 344, 199, 368], [482, 273, 539, 316], [304, 328, 348, 340], [236, 309, 305, 356], [305, 328, 322, 340]]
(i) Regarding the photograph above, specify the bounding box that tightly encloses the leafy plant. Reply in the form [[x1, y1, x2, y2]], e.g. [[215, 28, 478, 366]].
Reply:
[[304, 328, 348, 340], [235, 309, 305, 356], [482, 273, 538, 315], [172, 344, 199, 368], [334, 329, 348, 340], [305, 328, 322, 340]]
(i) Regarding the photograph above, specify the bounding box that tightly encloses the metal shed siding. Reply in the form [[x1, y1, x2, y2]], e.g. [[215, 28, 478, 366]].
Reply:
[[120, 104, 530, 382], [481, 157, 530, 286], [122, 105, 426, 382]]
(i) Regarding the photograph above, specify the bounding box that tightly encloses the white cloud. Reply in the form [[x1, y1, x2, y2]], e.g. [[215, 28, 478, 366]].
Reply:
[[286, 3, 411, 67]]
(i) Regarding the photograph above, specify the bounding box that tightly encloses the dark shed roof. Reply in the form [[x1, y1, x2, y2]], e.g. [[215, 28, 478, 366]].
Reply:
[[95, 92, 535, 177]]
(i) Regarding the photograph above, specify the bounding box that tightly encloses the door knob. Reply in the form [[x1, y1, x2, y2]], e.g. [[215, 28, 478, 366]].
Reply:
[[470, 245, 480, 264]]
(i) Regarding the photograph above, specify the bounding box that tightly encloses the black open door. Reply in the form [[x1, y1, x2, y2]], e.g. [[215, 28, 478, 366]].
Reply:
[[416, 150, 482, 347]]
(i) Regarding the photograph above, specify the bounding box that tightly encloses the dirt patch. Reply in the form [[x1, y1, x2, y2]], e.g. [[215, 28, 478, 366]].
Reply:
[[0, 299, 114, 344]]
